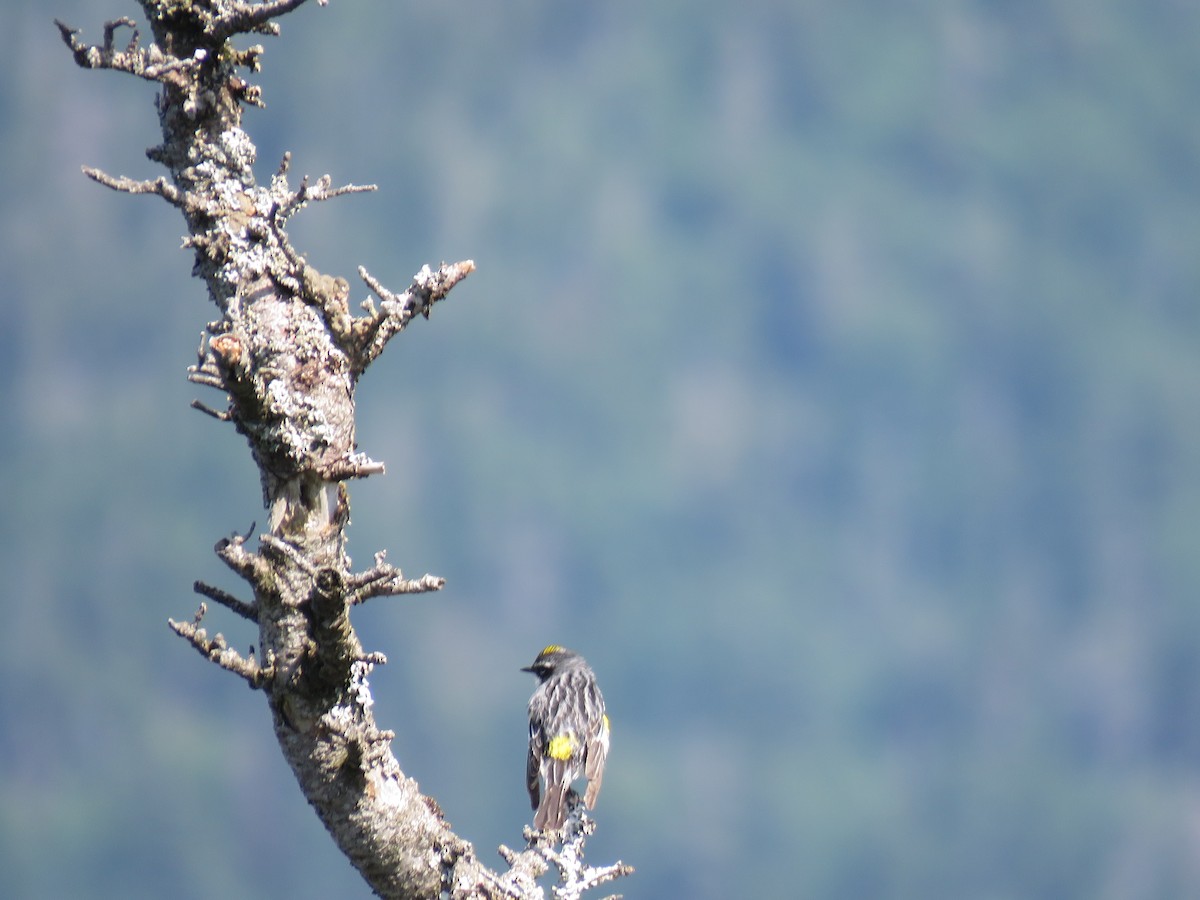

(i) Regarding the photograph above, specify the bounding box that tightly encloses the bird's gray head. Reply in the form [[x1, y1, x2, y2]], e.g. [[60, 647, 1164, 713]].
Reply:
[[521, 644, 585, 681]]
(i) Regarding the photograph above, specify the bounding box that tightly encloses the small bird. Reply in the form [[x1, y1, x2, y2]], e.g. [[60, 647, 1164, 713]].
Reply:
[[522, 645, 610, 831]]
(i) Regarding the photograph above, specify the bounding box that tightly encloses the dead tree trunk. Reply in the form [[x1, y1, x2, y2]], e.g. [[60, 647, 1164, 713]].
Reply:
[[56, 2, 630, 897]]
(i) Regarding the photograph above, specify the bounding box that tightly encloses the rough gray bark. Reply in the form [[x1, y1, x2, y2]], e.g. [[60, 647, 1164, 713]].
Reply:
[[56, 2, 632, 898]]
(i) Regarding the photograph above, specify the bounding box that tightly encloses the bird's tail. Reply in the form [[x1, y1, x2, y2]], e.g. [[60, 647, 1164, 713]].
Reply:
[[534, 780, 568, 831]]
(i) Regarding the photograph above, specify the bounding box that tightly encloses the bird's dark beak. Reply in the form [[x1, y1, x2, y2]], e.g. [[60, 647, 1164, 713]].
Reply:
[[520, 665, 533, 673]]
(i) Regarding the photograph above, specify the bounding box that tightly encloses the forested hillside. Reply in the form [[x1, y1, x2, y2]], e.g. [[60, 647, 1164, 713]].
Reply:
[[4, 1, 1199, 897]]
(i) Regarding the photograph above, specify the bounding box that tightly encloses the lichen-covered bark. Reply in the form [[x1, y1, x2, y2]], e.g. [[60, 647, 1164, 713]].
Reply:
[[57, 3, 629, 897]]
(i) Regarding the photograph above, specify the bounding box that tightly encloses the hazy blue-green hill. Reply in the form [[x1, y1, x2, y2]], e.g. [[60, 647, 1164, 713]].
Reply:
[[4, 0, 1199, 897]]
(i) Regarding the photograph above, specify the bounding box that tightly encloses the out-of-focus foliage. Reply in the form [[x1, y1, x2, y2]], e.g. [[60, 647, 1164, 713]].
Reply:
[[4, 0, 1200, 897]]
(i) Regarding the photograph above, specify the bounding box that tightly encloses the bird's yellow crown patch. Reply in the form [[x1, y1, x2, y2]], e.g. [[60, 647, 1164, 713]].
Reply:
[[540, 644, 565, 656]]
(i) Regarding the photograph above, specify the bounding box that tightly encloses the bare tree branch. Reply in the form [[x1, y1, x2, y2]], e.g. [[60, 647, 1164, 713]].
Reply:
[[349, 550, 446, 605], [194, 579, 258, 622], [353, 260, 477, 373], [82, 167, 183, 205], [275, 173, 379, 224], [190, 398, 231, 420], [55, 16, 201, 82], [502, 808, 634, 900], [168, 604, 272, 688], [59, 1, 629, 897], [214, 0, 328, 39]]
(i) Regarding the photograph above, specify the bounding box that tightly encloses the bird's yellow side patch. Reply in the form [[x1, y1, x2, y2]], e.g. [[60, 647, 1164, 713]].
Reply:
[[548, 734, 576, 760], [602, 714, 611, 733]]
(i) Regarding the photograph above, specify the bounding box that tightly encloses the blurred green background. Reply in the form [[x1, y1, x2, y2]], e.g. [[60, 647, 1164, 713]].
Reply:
[[4, 0, 1200, 897]]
